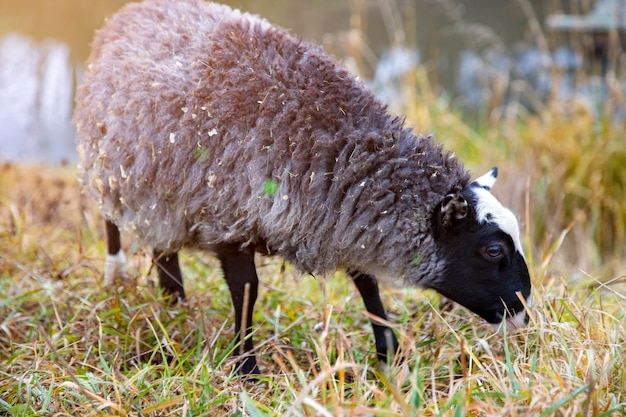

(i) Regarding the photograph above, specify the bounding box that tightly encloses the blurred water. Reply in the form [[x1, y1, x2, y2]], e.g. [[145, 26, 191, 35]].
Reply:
[[0, 0, 624, 164], [0, 34, 75, 163], [0, 35, 617, 165], [371, 46, 420, 110], [452, 43, 626, 119]]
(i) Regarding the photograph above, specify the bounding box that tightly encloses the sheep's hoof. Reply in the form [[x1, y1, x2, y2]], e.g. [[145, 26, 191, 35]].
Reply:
[[236, 355, 261, 378], [161, 289, 186, 304], [375, 329, 400, 365]]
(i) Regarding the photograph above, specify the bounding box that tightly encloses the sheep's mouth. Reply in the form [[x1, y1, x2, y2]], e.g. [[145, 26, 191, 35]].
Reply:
[[482, 293, 532, 331], [489, 309, 529, 333]]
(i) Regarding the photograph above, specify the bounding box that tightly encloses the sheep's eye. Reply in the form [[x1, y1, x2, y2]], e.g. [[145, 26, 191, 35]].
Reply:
[[481, 243, 505, 261]]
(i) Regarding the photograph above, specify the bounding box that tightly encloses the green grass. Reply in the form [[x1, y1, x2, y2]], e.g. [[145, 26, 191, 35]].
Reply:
[[0, 162, 625, 415]]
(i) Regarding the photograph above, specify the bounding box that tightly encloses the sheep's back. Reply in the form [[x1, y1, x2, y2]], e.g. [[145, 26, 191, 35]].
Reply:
[[75, 0, 469, 275]]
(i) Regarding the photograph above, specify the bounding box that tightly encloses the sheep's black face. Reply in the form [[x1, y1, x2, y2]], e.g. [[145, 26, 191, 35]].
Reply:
[[429, 168, 532, 328], [431, 221, 531, 325]]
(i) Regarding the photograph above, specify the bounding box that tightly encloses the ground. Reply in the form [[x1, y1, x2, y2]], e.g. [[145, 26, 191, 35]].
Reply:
[[0, 161, 624, 416]]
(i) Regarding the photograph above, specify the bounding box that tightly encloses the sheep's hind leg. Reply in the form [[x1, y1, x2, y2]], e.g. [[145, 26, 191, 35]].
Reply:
[[216, 244, 260, 376], [153, 250, 186, 300], [104, 220, 126, 284], [349, 271, 399, 364]]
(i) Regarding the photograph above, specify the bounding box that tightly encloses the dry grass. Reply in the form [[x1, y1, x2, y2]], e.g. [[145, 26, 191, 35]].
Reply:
[[0, 157, 625, 416]]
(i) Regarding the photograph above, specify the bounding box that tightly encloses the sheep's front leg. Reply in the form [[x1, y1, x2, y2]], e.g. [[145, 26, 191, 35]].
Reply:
[[154, 250, 186, 300], [216, 244, 260, 376], [350, 271, 399, 364]]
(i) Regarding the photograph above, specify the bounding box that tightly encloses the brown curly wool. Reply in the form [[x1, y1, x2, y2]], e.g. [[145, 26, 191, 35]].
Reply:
[[74, 0, 470, 286]]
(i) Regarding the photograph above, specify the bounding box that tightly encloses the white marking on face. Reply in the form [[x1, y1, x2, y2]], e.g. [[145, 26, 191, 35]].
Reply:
[[472, 187, 525, 258]]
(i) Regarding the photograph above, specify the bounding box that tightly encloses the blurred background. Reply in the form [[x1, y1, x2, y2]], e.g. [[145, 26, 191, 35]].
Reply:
[[0, 0, 624, 278]]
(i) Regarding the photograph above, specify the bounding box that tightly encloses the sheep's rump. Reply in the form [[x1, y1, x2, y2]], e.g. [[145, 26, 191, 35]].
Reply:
[[75, 0, 468, 275]]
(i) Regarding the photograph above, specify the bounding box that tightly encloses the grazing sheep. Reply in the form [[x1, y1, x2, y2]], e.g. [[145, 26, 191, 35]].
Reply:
[[74, 0, 532, 376]]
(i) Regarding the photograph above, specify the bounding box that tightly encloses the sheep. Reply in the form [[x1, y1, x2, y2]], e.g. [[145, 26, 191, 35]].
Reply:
[[74, 0, 532, 376]]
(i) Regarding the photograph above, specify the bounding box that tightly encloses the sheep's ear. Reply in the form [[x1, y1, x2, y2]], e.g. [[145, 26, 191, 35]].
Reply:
[[472, 167, 498, 191], [438, 192, 468, 230]]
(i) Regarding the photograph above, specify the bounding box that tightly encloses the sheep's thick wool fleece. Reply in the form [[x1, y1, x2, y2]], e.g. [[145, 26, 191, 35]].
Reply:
[[75, 0, 470, 282]]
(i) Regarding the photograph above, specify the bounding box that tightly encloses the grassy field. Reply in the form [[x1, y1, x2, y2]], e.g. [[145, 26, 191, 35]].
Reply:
[[2, 0, 626, 415], [1, 121, 625, 415]]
